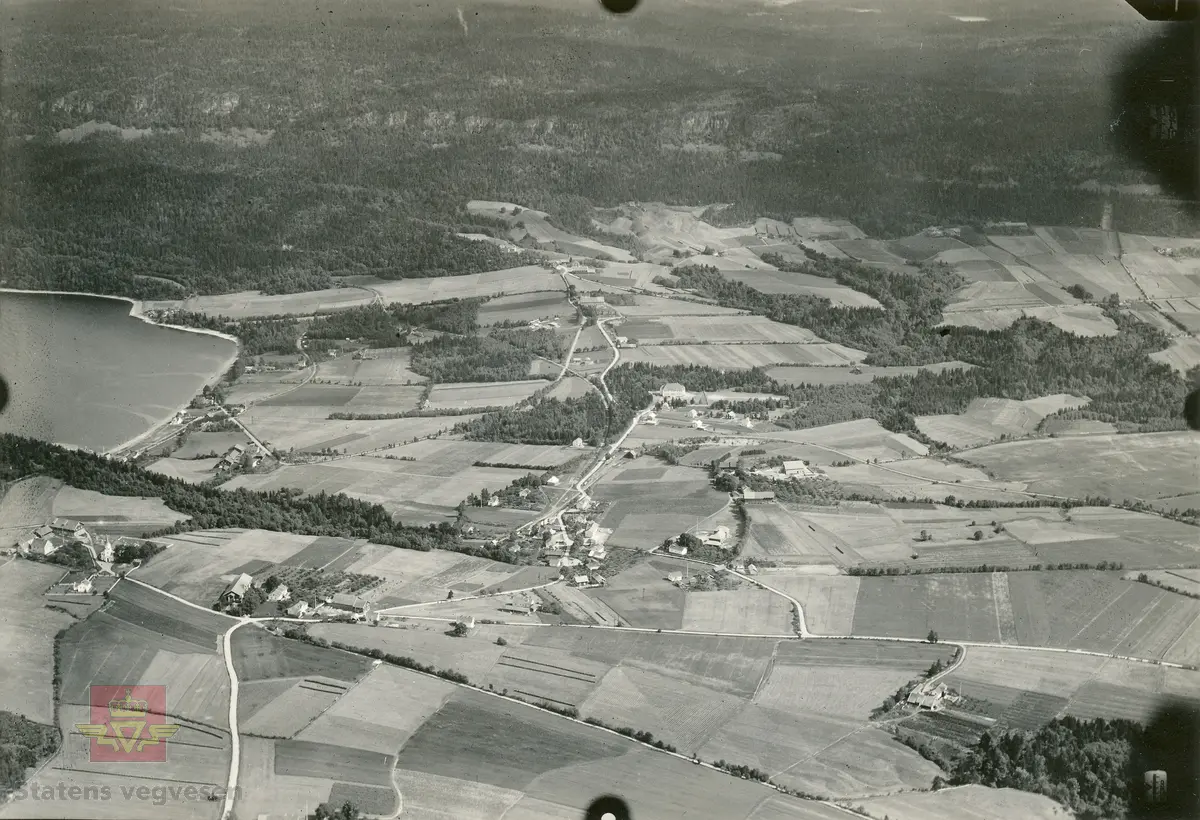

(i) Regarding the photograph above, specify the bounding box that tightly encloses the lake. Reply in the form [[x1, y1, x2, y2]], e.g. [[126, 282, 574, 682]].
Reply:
[[0, 291, 238, 453]]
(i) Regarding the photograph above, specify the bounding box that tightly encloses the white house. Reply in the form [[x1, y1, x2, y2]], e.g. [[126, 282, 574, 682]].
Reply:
[[782, 460, 815, 477], [661, 383, 688, 400], [573, 574, 590, 586], [267, 584, 291, 603], [588, 545, 607, 560], [668, 543, 688, 557], [287, 600, 310, 618], [545, 475, 561, 486], [667, 571, 684, 585], [486, 495, 501, 507], [71, 577, 94, 594], [571, 437, 586, 448], [740, 489, 775, 501], [557, 556, 583, 568]]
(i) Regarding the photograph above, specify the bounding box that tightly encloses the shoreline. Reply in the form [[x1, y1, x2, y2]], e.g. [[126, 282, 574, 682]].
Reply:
[[2, 288, 241, 456]]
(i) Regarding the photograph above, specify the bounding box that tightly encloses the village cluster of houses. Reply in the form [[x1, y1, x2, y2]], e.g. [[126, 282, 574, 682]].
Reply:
[[657, 384, 756, 429], [540, 515, 610, 588], [220, 572, 380, 621], [15, 518, 92, 558]]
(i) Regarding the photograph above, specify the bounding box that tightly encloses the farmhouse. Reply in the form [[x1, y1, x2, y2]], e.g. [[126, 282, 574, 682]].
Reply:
[[740, 489, 775, 501], [31, 524, 53, 540], [69, 576, 94, 594], [546, 475, 561, 486], [573, 574, 590, 586], [666, 571, 684, 585], [660, 383, 689, 400], [222, 573, 254, 603], [267, 584, 291, 603], [50, 518, 88, 540], [571, 437, 587, 448], [557, 556, 583, 569], [668, 543, 689, 557], [703, 526, 731, 548], [329, 593, 369, 614], [588, 545, 608, 560], [286, 600, 310, 617], [545, 531, 574, 550]]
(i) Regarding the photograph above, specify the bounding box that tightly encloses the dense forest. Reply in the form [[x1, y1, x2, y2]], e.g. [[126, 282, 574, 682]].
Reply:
[[4, 1, 1196, 301], [304, 298, 486, 347], [949, 717, 1143, 820], [167, 312, 300, 356], [0, 711, 58, 798], [0, 434, 502, 556], [409, 328, 562, 383]]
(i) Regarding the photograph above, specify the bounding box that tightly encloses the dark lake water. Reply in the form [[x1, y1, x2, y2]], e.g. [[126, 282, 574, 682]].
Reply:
[[0, 291, 237, 453]]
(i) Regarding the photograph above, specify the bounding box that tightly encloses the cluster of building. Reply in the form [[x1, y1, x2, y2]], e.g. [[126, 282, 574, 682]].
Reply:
[[219, 572, 376, 621], [216, 443, 265, 471], [906, 682, 960, 712], [15, 518, 91, 557], [527, 318, 561, 331], [663, 526, 731, 557], [539, 513, 610, 587]]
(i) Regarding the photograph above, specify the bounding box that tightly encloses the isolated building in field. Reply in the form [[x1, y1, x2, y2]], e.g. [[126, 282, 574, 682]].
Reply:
[[222, 573, 254, 604], [740, 488, 775, 501], [286, 600, 310, 618]]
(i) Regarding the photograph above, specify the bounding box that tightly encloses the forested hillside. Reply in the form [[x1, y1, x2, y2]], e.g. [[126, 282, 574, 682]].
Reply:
[[4, 0, 1195, 300]]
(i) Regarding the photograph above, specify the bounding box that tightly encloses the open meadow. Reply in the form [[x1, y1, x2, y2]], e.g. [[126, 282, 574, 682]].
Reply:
[[764, 418, 929, 462], [743, 504, 852, 566], [50, 486, 189, 533], [619, 342, 867, 369], [1149, 335, 1200, 375], [962, 431, 1200, 504], [144, 286, 375, 318], [234, 737, 335, 820], [315, 347, 426, 385], [253, 383, 426, 416], [915, 394, 1089, 449], [236, 410, 481, 455], [592, 463, 729, 549], [232, 627, 374, 683], [680, 589, 793, 635], [369, 266, 565, 303], [856, 785, 1068, 820], [586, 560, 687, 630], [0, 560, 76, 723], [476, 292, 574, 326], [618, 315, 823, 345], [426, 379, 546, 410], [224, 455, 534, 524], [715, 269, 882, 308]]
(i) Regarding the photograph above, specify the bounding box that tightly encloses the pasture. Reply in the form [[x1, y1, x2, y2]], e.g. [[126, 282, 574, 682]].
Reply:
[[0, 476, 59, 541], [628, 315, 823, 345], [0, 560, 76, 723], [1150, 335, 1200, 375], [369, 266, 565, 303], [619, 343, 867, 369], [394, 688, 629, 791], [147, 457, 222, 484], [851, 573, 1008, 643], [766, 418, 928, 461], [916, 394, 1088, 448], [133, 529, 314, 605], [254, 383, 424, 415], [231, 627, 373, 682], [392, 770, 525, 820], [607, 293, 749, 317], [758, 573, 861, 635], [316, 347, 425, 385], [476, 292, 574, 325], [962, 431, 1200, 504], [366, 437, 582, 470], [481, 645, 610, 710], [680, 589, 793, 634], [426, 379, 546, 410], [51, 486, 188, 530], [147, 286, 374, 318], [592, 464, 728, 549], [765, 360, 973, 386], [235, 737, 334, 820], [223, 370, 310, 406], [171, 431, 253, 459], [224, 456, 533, 524], [235, 411, 481, 455], [857, 785, 1066, 820], [138, 648, 230, 727], [586, 562, 686, 629], [545, 375, 595, 400], [717, 270, 882, 308]]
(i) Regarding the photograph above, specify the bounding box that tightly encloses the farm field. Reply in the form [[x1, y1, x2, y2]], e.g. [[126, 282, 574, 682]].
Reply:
[[381, 438, 585, 469], [274, 739, 394, 786], [392, 770, 525, 820], [223, 370, 310, 406], [144, 286, 375, 318], [480, 644, 611, 710], [51, 485, 189, 530], [0, 476, 60, 541], [915, 394, 1089, 449], [253, 383, 425, 415], [938, 304, 1118, 336], [962, 431, 1200, 504], [857, 785, 1067, 820], [147, 456, 223, 484], [587, 561, 686, 630], [592, 463, 728, 549], [309, 621, 511, 682], [819, 461, 1033, 504], [237, 408, 480, 455], [171, 431, 253, 459], [619, 342, 867, 369], [764, 360, 973, 386], [765, 418, 928, 462], [605, 293, 750, 317], [1150, 334, 1200, 374], [621, 315, 824, 345], [372, 266, 565, 303], [315, 347, 426, 385], [545, 375, 594, 400], [716, 269, 882, 308], [743, 504, 851, 566], [352, 549, 531, 605], [680, 589, 793, 634], [426, 379, 546, 410], [231, 626, 374, 683], [241, 676, 350, 737], [1135, 569, 1200, 596], [235, 737, 334, 820], [851, 573, 1009, 643], [0, 560, 76, 723], [133, 529, 316, 605], [224, 456, 533, 524], [476, 292, 574, 325], [758, 573, 861, 635]]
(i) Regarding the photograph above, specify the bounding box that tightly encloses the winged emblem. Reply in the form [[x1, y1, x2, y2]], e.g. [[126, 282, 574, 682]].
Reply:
[[76, 720, 179, 754]]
